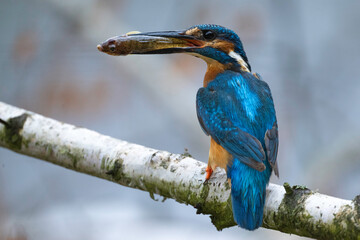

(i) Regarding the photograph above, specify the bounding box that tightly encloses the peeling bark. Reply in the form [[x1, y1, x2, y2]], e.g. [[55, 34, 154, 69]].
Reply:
[[0, 101, 359, 239]]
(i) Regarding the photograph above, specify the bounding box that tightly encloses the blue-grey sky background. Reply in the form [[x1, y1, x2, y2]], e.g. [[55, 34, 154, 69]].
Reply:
[[1, 0, 360, 239]]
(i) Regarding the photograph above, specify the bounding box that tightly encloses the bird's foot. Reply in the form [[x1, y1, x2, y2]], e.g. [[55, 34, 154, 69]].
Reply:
[[204, 166, 213, 184]]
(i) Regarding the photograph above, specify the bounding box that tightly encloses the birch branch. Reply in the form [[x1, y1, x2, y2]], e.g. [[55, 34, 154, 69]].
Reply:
[[0, 101, 359, 239]]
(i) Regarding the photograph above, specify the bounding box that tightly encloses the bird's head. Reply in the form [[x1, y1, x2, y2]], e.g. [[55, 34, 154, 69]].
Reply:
[[97, 24, 251, 72]]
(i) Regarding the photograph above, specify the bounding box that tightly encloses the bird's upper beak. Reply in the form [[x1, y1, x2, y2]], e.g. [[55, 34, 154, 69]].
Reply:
[[97, 30, 204, 56]]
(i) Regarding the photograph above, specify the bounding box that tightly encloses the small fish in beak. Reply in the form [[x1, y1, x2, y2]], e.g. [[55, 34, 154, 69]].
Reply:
[[97, 30, 204, 56]]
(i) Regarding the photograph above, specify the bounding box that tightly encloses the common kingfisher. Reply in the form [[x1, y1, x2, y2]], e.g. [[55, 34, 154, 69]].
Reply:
[[97, 24, 279, 230]]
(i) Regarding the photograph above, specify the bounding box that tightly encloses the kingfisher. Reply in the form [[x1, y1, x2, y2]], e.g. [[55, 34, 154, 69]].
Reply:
[[97, 24, 279, 230]]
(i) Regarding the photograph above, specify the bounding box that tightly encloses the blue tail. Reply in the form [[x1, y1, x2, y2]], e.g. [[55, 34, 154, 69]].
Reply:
[[229, 159, 271, 230]]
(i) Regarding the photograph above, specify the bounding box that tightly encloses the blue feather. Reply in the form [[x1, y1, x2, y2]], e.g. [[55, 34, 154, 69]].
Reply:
[[196, 70, 278, 230]]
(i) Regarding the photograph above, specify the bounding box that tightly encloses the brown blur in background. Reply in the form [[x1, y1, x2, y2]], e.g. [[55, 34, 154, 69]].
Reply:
[[1, 0, 360, 239]]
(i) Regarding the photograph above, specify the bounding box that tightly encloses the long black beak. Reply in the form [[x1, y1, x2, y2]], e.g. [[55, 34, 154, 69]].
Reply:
[[97, 30, 204, 56]]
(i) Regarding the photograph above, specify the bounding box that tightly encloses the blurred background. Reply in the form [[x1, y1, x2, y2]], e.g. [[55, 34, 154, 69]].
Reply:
[[1, 0, 360, 239]]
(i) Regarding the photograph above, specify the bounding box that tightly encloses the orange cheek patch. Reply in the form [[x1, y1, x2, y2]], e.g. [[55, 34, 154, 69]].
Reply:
[[210, 40, 235, 52]]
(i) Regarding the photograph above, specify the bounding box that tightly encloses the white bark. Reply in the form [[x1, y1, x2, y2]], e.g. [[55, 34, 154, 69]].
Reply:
[[0, 101, 359, 239]]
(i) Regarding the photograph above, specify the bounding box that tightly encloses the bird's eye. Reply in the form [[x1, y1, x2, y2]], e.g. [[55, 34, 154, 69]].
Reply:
[[203, 30, 216, 41]]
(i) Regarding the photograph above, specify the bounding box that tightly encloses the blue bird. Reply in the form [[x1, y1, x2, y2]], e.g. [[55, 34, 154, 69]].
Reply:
[[98, 24, 279, 230]]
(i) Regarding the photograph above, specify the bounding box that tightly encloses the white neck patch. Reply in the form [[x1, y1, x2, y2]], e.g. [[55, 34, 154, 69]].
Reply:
[[228, 51, 250, 72]]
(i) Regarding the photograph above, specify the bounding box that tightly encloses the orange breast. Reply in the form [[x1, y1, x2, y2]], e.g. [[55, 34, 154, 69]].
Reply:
[[208, 137, 233, 172], [203, 61, 230, 87]]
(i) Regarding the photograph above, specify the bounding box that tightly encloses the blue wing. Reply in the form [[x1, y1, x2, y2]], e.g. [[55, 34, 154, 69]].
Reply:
[[253, 72, 279, 177], [196, 83, 266, 172], [265, 122, 279, 176], [196, 71, 279, 173]]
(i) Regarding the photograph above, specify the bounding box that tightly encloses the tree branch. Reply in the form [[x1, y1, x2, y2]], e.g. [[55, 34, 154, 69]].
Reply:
[[0, 101, 359, 239]]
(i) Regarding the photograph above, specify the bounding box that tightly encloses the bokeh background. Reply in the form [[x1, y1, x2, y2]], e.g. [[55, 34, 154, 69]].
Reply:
[[1, 0, 360, 239]]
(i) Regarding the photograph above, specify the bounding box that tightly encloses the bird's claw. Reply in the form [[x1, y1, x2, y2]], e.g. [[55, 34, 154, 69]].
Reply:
[[203, 166, 213, 184], [203, 178, 209, 185]]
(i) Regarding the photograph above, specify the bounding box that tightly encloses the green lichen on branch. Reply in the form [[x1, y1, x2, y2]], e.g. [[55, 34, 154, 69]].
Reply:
[[264, 183, 360, 240], [0, 113, 29, 150], [105, 158, 124, 180], [102, 151, 235, 230], [58, 146, 85, 169], [331, 203, 360, 240], [266, 182, 313, 236], [181, 148, 193, 158], [283, 182, 310, 196], [104, 156, 133, 187], [209, 197, 235, 230], [354, 195, 360, 217], [31, 137, 85, 171], [0, 118, 10, 127]]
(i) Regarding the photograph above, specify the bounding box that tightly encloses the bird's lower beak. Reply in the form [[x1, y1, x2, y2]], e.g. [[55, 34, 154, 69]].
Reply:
[[97, 31, 204, 56]]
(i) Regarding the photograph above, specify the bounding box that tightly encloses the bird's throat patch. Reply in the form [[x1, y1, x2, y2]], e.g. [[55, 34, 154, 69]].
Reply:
[[228, 51, 250, 72]]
